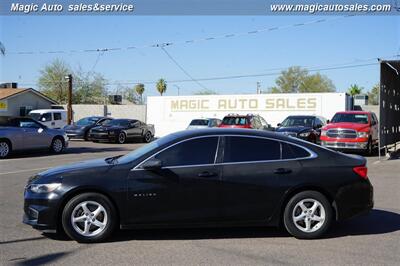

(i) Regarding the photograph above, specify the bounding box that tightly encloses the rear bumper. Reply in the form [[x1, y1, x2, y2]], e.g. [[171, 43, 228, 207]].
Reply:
[[335, 180, 374, 221]]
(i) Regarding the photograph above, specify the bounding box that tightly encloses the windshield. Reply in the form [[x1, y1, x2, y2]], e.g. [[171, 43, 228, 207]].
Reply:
[[331, 113, 369, 124], [281, 117, 314, 127], [29, 113, 41, 121], [190, 119, 209, 126], [76, 117, 100, 126], [222, 117, 248, 125], [103, 119, 131, 127], [118, 133, 175, 164]]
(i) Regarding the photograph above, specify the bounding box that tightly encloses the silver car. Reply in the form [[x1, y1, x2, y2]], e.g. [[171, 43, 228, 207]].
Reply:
[[187, 118, 222, 130], [0, 117, 69, 158]]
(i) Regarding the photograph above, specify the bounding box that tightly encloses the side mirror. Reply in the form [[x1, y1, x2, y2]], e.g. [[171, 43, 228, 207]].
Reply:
[[141, 158, 162, 170], [315, 124, 322, 129], [277, 123, 281, 127], [371, 121, 376, 126], [326, 120, 330, 124]]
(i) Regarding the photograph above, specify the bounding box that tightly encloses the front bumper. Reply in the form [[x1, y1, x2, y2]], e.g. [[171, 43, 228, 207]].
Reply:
[[321, 140, 368, 150], [66, 131, 85, 139], [90, 132, 115, 142]]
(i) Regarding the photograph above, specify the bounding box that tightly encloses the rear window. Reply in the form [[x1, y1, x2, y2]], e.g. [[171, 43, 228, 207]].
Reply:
[[222, 117, 249, 125], [190, 119, 209, 126]]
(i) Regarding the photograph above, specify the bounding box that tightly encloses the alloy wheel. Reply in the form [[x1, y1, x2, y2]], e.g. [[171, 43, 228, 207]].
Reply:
[[0, 142, 10, 158], [145, 132, 152, 142], [292, 198, 326, 233], [53, 139, 63, 152], [118, 133, 126, 144], [71, 201, 108, 237]]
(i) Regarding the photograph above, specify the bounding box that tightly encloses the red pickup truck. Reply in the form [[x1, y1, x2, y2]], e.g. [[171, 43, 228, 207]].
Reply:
[[320, 111, 379, 155]]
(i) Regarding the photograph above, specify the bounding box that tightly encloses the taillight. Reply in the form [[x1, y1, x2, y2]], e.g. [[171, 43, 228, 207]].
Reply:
[[353, 166, 368, 179]]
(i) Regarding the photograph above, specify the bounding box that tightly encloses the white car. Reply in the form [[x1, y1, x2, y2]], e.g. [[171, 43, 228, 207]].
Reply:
[[29, 109, 67, 129], [187, 118, 221, 130]]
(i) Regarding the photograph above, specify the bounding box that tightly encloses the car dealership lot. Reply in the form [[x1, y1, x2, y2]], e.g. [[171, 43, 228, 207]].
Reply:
[[1, 141, 399, 265]]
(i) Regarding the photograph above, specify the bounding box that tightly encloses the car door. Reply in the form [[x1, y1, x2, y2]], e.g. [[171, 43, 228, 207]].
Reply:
[[220, 136, 302, 222], [19, 119, 50, 148], [126, 121, 142, 139], [53, 112, 62, 129], [126, 136, 222, 224]]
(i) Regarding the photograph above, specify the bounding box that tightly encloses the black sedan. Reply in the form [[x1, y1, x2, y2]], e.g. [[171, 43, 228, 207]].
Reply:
[[276, 115, 327, 143], [64, 116, 113, 140], [23, 128, 373, 242], [89, 119, 155, 144]]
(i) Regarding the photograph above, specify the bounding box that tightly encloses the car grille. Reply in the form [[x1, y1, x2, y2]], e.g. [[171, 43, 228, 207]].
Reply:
[[326, 128, 357, 139]]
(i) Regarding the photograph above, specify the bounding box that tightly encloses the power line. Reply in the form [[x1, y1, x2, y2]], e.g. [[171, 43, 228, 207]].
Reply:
[[160, 45, 208, 90], [5, 16, 349, 55]]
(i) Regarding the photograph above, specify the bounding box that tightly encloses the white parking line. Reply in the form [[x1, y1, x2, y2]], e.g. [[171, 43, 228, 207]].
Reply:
[[0, 167, 50, 176]]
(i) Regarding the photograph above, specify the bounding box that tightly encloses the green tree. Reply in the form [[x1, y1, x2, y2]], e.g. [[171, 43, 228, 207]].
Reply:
[[347, 84, 363, 96], [268, 66, 335, 93], [73, 68, 108, 104], [116, 86, 140, 104], [156, 78, 167, 96], [194, 89, 218, 95], [38, 59, 71, 103], [367, 84, 379, 105], [135, 83, 145, 104]]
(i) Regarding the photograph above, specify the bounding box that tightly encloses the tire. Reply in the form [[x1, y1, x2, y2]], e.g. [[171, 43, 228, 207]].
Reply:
[[84, 131, 90, 141], [61, 192, 116, 243], [0, 140, 11, 159], [365, 138, 373, 156], [143, 131, 152, 143], [116, 132, 126, 144], [283, 191, 332, 239], [50, 137, 65, 154]]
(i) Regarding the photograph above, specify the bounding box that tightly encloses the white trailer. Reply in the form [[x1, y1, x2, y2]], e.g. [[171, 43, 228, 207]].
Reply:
[[147, 92, 351, 137]]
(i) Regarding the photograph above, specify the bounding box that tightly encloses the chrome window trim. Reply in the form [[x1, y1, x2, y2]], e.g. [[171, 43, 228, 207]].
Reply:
[[131, 134, 317, 171]]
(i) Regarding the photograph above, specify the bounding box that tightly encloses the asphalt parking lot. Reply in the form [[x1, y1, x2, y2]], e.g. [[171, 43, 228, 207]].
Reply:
[[1, 140, 399, 265]]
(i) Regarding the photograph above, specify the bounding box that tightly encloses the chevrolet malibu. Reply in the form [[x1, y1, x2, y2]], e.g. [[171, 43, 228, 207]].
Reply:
[[23, 129, 373, 242]]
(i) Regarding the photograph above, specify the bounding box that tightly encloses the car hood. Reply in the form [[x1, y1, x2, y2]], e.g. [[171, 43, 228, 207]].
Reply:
[[36, 158, 112, 178], [276, 126, 312, 133], [323, 122, 370, 131]]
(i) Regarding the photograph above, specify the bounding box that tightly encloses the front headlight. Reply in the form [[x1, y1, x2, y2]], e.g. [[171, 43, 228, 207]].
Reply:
[[28, 183, 61, 194], [299, 132, 311, 137], [357, 131, 369, 138]]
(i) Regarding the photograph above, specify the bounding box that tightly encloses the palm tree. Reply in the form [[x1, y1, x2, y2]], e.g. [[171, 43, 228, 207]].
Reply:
[[156, 78, 167, 96], [348, 84, 363, 96], [134, 83, 145, 104]]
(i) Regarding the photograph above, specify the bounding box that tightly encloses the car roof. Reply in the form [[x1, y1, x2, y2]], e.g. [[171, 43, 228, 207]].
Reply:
[[335, 111, 371, 114], [286, 115, 316, 118]]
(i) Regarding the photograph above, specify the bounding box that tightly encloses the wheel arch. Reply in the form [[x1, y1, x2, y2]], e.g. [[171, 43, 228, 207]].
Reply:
[[56, 187, 121, 232]]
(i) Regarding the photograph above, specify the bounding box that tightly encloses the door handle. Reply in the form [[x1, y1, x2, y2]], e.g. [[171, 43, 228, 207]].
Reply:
[[198, 171, 218, 178], [274, 168, 292, 174]]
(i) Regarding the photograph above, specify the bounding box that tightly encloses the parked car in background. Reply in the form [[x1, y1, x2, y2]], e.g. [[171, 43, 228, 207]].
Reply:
[[23, 128, 373, 242], [89, 119, 155, 144], [187, 118, 222, 130], [29, 109, 67, 129], [0, 117, 68, 158], [276, 115, 327, 143], [64, 116, 113, 140], [320, 111, 379, 155], [219, 114, 273, 130]]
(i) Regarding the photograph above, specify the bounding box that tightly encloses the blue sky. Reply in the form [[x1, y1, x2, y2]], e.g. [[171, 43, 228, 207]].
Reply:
[[0, 15, 399, 97]]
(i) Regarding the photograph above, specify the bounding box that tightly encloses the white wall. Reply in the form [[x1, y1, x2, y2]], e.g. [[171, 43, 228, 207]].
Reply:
[[147, 93, 349, 137]]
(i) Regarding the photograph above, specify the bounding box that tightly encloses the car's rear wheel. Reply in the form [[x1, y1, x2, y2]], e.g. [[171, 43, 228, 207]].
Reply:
[[84, 131, 90, 141], [62, 193, 116, 243], [0, 140, 11, 158], [50, 137, 64, 153], [283, 191, 332, 239], [116, 132, 126, 144], [143, 131, 152, 143], [365, 138, 373, 156]]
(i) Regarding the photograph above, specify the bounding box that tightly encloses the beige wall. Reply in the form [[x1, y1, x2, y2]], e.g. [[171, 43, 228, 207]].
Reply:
[[64, 104, 147, 122], [362, 105, 380, 120]]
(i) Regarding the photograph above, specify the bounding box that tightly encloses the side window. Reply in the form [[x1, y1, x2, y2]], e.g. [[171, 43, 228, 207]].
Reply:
[[19, 120, 40, 128], [53, 113, 62, 120], [155, 137, 219, 167], [281, 142, 311, 159], [41, 113, 52, 122], [223, 136, 280, 163], [315, 118, 323, 127]]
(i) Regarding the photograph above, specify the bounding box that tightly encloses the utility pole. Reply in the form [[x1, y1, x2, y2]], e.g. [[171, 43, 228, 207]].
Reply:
[[65, 74, 73, 125], [256, 82, 261, 94], [174, 84, 181, 96]]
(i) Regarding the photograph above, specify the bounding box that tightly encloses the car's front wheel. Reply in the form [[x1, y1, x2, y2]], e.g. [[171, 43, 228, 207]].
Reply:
[[283, 191, 332, 239], [116, 132, 126, 144], [62, 193, 116, 243], [143, 131, 152, 143], [50, 137, 65, 154]]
